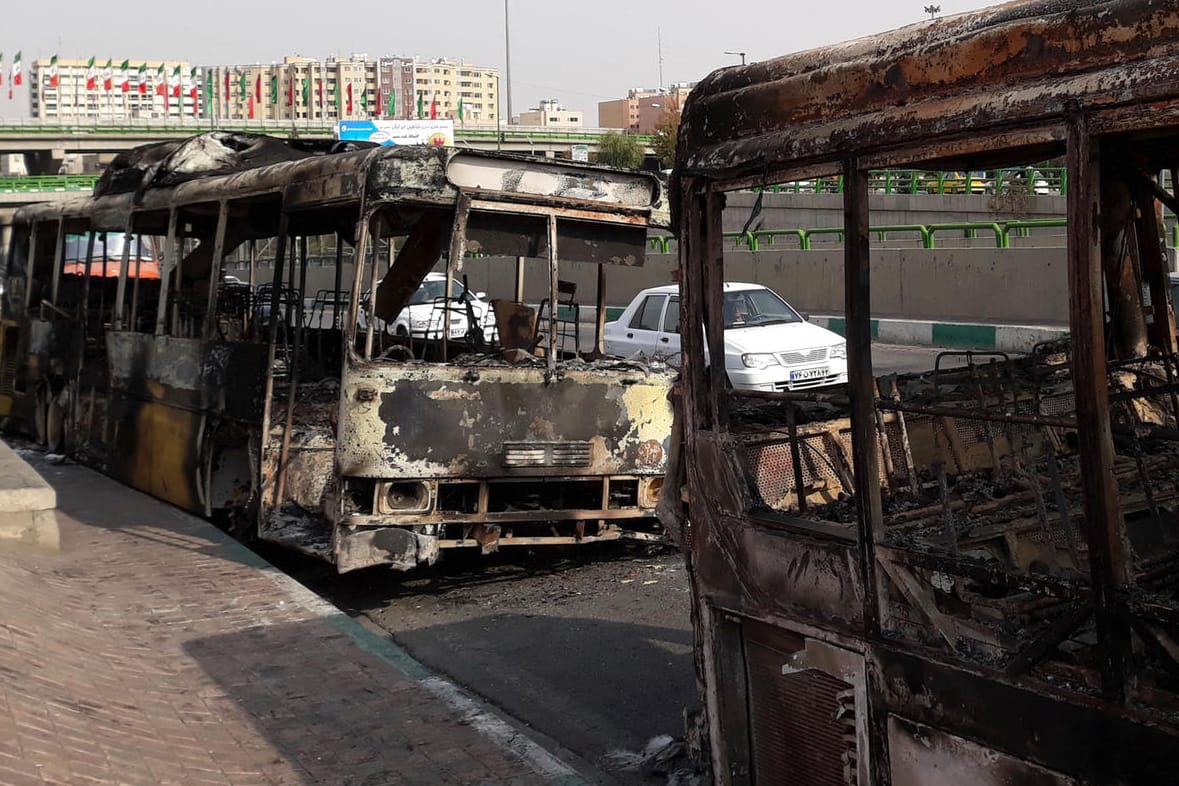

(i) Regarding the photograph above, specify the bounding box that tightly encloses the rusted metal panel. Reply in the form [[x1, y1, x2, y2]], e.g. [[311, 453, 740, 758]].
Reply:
[[676, 0, 1179, 184], [105, 332, 267, 420], [336, 362, 675, 479], [888, 716, 1078, 786], [877, 646, 1179, 783]]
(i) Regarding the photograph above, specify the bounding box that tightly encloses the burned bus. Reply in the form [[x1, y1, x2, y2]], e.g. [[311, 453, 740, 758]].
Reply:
[[0, 133, 673, 572], [665, 1, 1179, 784]]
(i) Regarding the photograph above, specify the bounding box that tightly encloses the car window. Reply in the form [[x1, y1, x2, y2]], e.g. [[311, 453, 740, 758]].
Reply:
[[408, 279, 449, 305], [722, 289, 803, 328], [662, 296, 681, 334], [629, 295, 666, 331]]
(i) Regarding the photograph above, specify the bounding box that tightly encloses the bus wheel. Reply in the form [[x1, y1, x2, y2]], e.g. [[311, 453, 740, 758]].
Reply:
[[33, 385, 48, 446], [45, 388, 67, 454]]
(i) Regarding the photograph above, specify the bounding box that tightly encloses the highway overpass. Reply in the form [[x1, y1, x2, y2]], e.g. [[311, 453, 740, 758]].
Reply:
[[0, 120, 653, 172]]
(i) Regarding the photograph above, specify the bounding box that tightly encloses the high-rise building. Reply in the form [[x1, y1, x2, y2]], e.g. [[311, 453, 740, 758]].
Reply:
[[30, 58, 198, 120], [518, 99, 583, 128], [202, 55, 498, 124], [598, 83, 695, 134], [411, 58, 498, 124]]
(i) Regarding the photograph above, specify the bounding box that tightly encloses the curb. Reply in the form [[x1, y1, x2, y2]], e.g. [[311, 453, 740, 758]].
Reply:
[[811, 316, 1068, 353], [199, 518, 592, 785], [0, 440, 59, 552]]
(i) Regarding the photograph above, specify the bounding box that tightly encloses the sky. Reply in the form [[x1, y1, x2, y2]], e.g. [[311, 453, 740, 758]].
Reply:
[[1, 0, 1000, 120]]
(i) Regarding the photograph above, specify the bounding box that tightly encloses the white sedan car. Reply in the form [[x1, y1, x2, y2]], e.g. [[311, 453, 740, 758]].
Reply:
[[604, 283, 848, 391], [386, 273, 498, 341]]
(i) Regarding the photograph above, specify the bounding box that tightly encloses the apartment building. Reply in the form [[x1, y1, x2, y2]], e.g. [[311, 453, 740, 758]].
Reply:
[[203, 55, 498, 124], [518, 99, 583, 128], [598, 83, 695, 134], [413, 58, 498, 124], [30, 58, 197, 120]]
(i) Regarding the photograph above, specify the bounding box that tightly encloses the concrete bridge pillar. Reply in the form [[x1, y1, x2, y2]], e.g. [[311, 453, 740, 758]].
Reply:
[[0, 209, 14, 277], [23, 150, 66, 175]]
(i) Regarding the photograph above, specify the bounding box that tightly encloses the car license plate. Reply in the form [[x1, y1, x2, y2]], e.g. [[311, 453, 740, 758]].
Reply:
[[449, 325, 466, 338], [789, 367, 828, 382]]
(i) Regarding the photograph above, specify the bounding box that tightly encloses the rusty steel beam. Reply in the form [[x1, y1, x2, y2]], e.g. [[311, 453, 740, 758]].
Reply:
[[844, 161, 883, 632], [202, 201, 230, 341], [1069, 116, 1132, 706], [704, 186, 727, 428], [843, 160, 893, 786], [1130, 171, 1178, 356], [1102, 156, 1148, 360]]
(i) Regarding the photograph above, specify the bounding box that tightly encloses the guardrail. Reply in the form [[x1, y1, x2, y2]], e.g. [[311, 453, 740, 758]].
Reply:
[[647, 218, 1087, 254], [757, 167, 1070, 196], [0, 174, 100, 193]]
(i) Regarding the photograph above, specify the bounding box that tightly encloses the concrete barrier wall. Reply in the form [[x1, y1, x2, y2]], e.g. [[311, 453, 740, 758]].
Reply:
[[722, 191, 1069, 233], [456, 246, 1070, 326], [226, 244, 1070, 327]]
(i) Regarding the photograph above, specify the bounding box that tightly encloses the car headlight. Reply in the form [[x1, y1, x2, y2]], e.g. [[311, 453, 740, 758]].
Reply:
[[741, 353, 779, 369], [830, 342, 847, 360]]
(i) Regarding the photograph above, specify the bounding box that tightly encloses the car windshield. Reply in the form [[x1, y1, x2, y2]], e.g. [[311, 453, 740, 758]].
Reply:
[[722, 288, 802, 329], [407, 278, 469, 305]]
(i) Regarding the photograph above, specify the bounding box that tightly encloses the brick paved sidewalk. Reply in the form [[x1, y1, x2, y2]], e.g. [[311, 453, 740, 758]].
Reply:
[[0, 451, 586, 786]]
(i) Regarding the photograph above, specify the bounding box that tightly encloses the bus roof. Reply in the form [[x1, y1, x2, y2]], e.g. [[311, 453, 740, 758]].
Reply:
[[675, 0, 1179, 189], [15, 133, 669, 232]]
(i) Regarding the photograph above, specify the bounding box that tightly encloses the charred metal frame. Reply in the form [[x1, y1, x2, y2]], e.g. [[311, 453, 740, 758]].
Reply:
[[2, 138, 673, 574], [670, 1, 1179, 784]]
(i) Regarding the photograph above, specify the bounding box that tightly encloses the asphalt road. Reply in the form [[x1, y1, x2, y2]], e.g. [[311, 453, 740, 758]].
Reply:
[[288, 341, 950, 784]]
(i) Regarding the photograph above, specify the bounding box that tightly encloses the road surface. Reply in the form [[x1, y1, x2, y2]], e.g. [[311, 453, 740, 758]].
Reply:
[[285, 341, 951, 784]]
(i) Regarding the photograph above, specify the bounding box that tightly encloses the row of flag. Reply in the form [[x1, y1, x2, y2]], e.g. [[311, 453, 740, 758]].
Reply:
[[210, 69, 451, 120], [0, 51, 464, 121]]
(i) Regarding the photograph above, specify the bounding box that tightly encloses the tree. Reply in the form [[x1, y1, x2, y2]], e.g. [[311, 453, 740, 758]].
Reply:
[[651, 96, 682, 170], [596, 131, 644, 169]]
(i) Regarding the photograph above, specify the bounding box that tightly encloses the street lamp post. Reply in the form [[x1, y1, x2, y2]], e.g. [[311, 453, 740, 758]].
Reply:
[[724, 50, 747, 66], [504, 0, 514, 125]]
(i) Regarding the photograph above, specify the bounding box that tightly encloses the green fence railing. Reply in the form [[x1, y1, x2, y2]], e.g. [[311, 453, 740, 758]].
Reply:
[[0, 174, 100, 193], [755, 167, 1070, 196], [649, 218, 1090, 254]]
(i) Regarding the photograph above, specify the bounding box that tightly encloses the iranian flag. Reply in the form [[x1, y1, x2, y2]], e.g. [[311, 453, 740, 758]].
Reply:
[[155, 64, 166, 96], [416, 91, 424, 119], [171, 66, 181, 98], [287, 75, 293, 107], [119, 60, 130, 92], [137, 63, 148, 94], [254, 73, 261, 103], [375, 88, 381, 118], [103, 59, 113, 91], [189, 67, 198, 111], [316, 77, 323, 108], [85, 57, 97, 90], [0, 53, 4, 87], [238, 71, 246, 102], [12, 52, 22, 87], [457, 96, 464, 125], [346, 82, 353, 115], [223, 68, 229, 99], [48, 55, 59, 88], [430, 94, 438, 120], [248, 94, 255, 119]]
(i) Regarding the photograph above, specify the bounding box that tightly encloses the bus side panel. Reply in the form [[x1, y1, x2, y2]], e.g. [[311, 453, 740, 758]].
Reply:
[[336, 363, 675, 479], [105, 332, 268, 511]]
